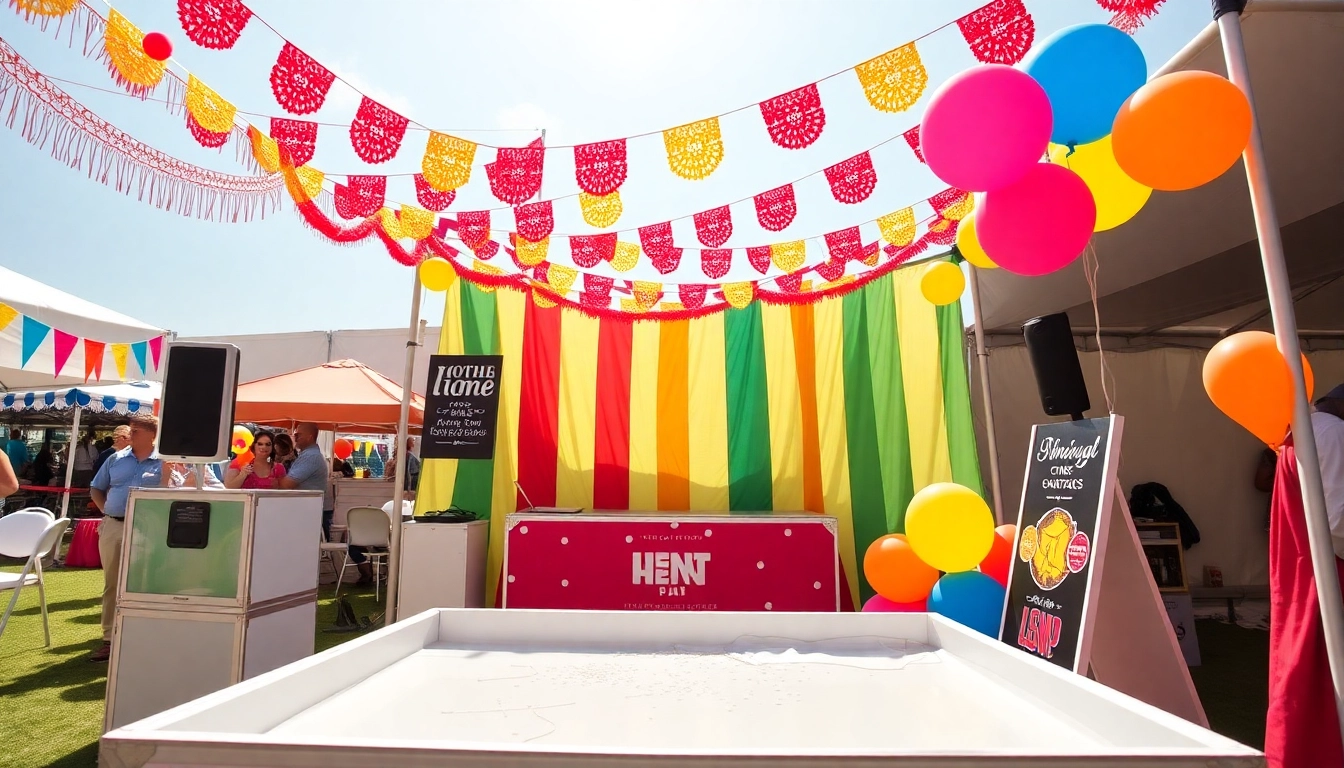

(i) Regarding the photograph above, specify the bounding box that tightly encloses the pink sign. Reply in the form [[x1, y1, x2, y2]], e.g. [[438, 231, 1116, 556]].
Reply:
[[503, 514, 840, 612]]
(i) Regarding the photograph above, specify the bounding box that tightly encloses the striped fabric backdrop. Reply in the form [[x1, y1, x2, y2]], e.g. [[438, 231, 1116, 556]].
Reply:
[[416, 258, 983, 609]]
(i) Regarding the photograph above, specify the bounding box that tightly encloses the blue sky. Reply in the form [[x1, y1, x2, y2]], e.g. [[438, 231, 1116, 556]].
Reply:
[[0, 0, 1210, 336]]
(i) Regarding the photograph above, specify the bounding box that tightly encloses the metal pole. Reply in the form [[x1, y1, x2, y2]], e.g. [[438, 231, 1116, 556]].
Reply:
[[59, 404, 81, 519], [385, 269, 422, 623], [1218, 8, 1344, 740], [967, 266, 1005, 522]]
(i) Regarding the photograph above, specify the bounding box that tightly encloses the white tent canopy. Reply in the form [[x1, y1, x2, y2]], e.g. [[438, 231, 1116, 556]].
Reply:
[[972, 2, 1344, 587], [0, 266, 168, 391]]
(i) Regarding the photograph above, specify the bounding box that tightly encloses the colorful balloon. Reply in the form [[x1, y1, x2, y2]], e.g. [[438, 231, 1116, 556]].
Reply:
[[928, 571, 1007, 637], [419, 257, 457, 292], [1048, 136, 1151, 231], [230, 449, 254, 470], [1025, 24, 1147, 147], [978, 525, 1016, 586], [333, 438, 355, 460], [863, 533, 940, 605], [904, 483, 996, 573], [956, 211, 997, 269], [862, 594, 927, 613], [141, 32, 173, 61], [920, 64, 1053, 192], [1111, 70, 1252, 191], [1203, 331, 1314, 448], [977, 163, 1096, 276], [231, 425, 253, 454], [920, 262, 965, 306]]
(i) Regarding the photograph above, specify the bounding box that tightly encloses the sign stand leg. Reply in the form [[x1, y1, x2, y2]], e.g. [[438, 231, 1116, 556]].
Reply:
[[1086, 486, 1207, 727]]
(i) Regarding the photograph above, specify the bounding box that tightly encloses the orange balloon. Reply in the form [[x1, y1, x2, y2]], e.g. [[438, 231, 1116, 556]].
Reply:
[[1203, 331, 1314, 448], [1112, 71, 1251, 191], [863, 533, 940, 604], [333, 438, 354, 460]]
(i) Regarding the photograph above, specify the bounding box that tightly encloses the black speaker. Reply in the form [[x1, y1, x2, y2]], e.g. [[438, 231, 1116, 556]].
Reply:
[[1022, 313, 1090, 419], [158, 342, 240, 461]]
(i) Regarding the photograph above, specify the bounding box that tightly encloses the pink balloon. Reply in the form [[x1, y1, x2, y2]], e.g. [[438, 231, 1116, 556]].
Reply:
[[977, 163, 1097, 276], [921, 64, 1053, 193], [862, 595, 927, 613]]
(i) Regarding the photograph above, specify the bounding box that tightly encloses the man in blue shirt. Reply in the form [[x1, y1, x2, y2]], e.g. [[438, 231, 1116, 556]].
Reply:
[[5, 428, 28, 476], [87, 414, 162, 663]]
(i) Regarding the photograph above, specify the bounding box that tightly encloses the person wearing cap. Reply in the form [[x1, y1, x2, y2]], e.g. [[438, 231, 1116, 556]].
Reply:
[[1314, 383, 1344, 559]]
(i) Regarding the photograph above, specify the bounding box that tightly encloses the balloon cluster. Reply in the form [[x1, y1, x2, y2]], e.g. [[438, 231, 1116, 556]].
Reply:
[[230, 425, 254, 469], [1204, 331, 1314, 449], [919, 23, 1250, 282], [333, 438, 355, 460], [862, 483, 1016, 637]]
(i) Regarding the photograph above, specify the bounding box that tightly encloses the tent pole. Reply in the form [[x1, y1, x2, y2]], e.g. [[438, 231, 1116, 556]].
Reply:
[[967, 266, 1005, 523], [386, 269, 422, 624], [59, 404, 81, 519], [1218, 7, 1344, 741]]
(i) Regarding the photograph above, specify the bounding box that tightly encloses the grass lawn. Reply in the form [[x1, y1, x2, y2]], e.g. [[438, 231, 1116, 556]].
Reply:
[[0, 565, 384, 768], [1, 565, 1272, 768]]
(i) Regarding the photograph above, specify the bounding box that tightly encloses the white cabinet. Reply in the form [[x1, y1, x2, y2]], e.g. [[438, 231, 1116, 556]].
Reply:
[[396, 519, 488, 616]]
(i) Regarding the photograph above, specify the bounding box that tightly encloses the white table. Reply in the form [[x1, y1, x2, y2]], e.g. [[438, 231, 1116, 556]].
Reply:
[[101, 609, 1262, 767]]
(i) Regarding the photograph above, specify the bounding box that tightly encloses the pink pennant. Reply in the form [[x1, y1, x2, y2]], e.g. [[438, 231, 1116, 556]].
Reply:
[[679, 284, 708, 309], [53, 330, 78, 376], [573, 139, 627, 196], [486, 138, 545, 205], [414, 174, 456, 211], [148, 336, 163, 370], [746, 246, 772, 275], [350, 96, 409, 164], [270, 43, 335, 115], [775, 273, 804, 293], [456, 210, 491, 249], [640, 222, 682, 275], [334, 175, 386, 219], [570, 233, 617, 268], [584, 273, 614, 296], [186, 112, 229, 148], [754, 184, 797, 232], [816, 257, 847, 283], [904, 126, 925, 164], [693, 205, 733, 248], [700, 249, 733, 279], [514, 200, 554, 243], [958, 0, 1035, 65], [270, 118, 317, 166], [825, 227, 865, 262], [824, 151, 877, 204], [759, 83, 826, 149]]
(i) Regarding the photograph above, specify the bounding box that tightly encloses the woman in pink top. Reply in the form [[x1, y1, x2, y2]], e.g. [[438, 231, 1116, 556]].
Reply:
[[223, 430, 287, 489]]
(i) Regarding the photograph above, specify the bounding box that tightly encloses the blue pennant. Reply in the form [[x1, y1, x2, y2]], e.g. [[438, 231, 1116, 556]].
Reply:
[[21, 316, 50, 369]]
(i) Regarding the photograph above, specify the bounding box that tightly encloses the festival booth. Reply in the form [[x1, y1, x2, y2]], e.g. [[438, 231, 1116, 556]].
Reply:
[[1, 381, 161, 519], [0, 265, 167, 391], [233, 359, 425, 534]]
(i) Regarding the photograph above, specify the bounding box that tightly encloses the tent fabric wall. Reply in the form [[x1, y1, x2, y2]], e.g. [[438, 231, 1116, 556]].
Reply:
[[183, 327, 443, 389], [972, 343, 1344, 588], [417, 261, 983, 610]]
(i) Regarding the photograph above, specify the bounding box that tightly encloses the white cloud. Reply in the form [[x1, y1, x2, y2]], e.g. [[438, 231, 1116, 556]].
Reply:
[[496, 103, 561, 141]]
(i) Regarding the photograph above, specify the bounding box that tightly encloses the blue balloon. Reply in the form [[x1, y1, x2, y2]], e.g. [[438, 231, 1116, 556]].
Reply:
[[928, 571, 1006, 637], [1025, 23, 1147, 147]]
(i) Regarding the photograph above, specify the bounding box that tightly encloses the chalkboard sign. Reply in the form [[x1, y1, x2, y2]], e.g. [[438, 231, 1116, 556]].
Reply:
[[422, 354, 503, 460], [999, 416, 1123, 673], [166, 500, 211, 549]]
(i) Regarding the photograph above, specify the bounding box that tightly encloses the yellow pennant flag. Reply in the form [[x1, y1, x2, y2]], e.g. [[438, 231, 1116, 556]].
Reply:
[[111, 343, 129, 380], [0, 303, 17, 332]]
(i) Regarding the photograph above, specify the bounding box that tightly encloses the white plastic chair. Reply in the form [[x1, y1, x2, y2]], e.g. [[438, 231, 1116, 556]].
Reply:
[[335, 507, 390, 602], [318, 528, 347, 583], [5, 507, 54, 520], [0, 513, 71, 647]]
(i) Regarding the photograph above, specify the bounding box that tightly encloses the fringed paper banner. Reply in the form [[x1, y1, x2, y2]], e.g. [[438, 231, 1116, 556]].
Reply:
[[578, 190, 622, 228], [1097, 0, 1165, 33], [878, 208, 916, 247], [573, 139, 627, 195], [855, 43, 927, 113], [755, 184, 797, 232], [350, 96, 408, 164], [903, 125, 924, 164], [514, 200, 553, 242], [760, 83, 825, 149], [270, 42, 334, 115], [700, 249, 732, 279], [486, 137, 545, 204], [663, 117, 723, 181], [270, 117, 317, 166], [101, 9, 165, 97], [693, 205, 733, 248], [185, 74, 236, 133], [333, 174, 385, 219], [414, 173, 455, 211], [824, 151, 877, 204], [12, 0, 80, 18], [421, 131, 475, 191], [958, 0, 1035, 65], [0, 39, 282, 222], [746, 246, 771, 275]]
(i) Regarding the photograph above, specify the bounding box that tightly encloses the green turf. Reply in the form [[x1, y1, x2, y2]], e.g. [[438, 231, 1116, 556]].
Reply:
[[0, 564, 384, 768], [0, 564, 1273, 767]]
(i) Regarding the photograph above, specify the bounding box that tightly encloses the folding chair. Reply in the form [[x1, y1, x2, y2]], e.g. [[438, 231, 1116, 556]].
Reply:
[[0, 513, 71, 647], [335, 507, 390, 602]]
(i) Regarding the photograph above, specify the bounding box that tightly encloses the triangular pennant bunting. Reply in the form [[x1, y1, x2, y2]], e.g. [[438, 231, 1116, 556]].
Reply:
[[149, 336, 164, 370], [0, 303, 17, 332], [132, 341, 149, 376], [21, 316, 50, 369], [112, 343, 130, 380], [84, 339, 106, 382], [53, 330, 78, 376]]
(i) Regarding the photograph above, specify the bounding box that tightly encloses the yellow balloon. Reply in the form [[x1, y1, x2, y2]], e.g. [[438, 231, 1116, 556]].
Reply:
[[419, 257, 457, 292], [955, 211, 997, 269], [904, 482, 996, 573], [920, 261, 965, 306], [1048, 135, 1151, 232]]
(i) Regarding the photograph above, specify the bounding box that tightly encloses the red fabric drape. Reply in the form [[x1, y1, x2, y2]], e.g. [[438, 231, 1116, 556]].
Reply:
[[1267, 440, 1344, 768]]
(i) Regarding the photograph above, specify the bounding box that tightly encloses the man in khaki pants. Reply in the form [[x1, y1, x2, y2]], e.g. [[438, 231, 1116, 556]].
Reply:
[[87, 414, 162, 663]]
